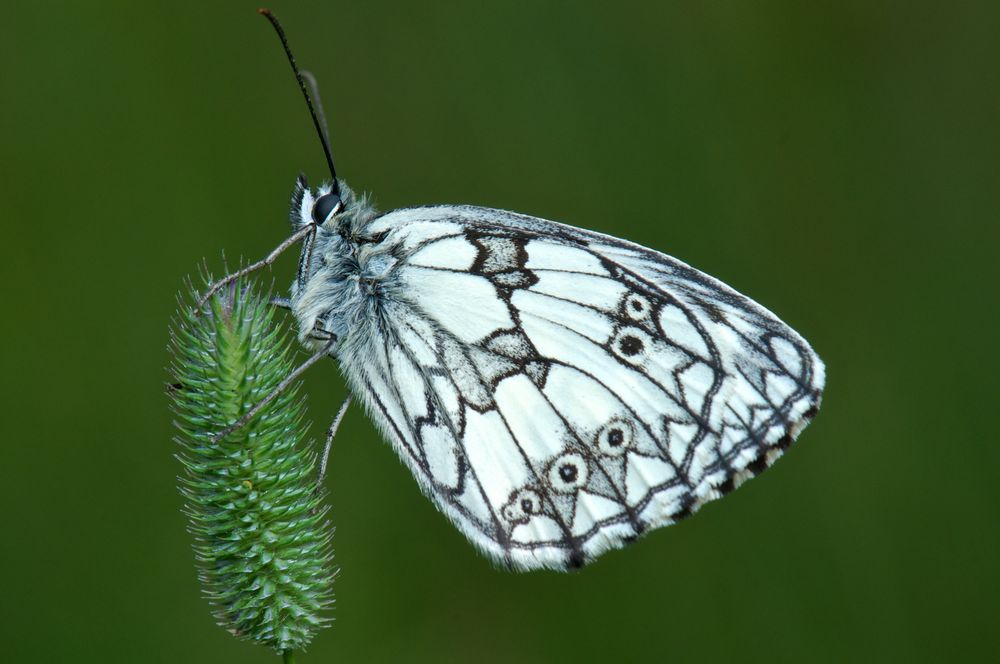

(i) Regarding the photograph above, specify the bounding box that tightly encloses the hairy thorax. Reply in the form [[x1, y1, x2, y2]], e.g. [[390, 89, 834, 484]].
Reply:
[[289, 193, 395, 354]]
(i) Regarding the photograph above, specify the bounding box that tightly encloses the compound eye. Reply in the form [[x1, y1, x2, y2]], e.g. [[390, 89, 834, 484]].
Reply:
[[311, 192, 342, 224]]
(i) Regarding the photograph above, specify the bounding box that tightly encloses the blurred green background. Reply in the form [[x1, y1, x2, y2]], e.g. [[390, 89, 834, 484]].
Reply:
[[2, 1, 997, 662]]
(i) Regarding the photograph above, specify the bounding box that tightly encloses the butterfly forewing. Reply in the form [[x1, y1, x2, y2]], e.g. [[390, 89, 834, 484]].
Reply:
[[337, 205, 824, 571]]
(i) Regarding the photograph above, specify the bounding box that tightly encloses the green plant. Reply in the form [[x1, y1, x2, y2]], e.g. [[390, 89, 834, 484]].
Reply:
[[168, 277, 335, 660]]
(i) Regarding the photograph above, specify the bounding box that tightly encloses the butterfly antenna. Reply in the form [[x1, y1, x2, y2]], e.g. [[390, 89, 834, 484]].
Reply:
[[301, 70, 331, 148], [258, 8, 340, 194]]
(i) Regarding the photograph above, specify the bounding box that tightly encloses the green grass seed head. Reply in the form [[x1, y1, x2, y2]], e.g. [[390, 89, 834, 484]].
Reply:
[[168, 277, 336, 654]]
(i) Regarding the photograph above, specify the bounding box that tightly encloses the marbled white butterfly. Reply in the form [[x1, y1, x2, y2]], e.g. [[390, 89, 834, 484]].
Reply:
[[203, 10, 825, 571]]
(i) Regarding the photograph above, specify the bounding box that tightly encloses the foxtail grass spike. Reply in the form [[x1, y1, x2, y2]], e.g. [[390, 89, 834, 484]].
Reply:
[[168, 275, 336, 654]]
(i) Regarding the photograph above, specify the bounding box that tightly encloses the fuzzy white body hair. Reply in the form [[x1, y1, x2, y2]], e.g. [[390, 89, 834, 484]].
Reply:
[[290, 181, 384, 349]]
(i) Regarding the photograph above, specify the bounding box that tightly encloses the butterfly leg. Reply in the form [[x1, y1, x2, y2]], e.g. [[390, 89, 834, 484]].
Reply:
[[316, 396, 351, 488], [269, 296, 293, 310], [196, 223, 316, 311], [210, 336, 336, 443], [304, 315, 348, 488]]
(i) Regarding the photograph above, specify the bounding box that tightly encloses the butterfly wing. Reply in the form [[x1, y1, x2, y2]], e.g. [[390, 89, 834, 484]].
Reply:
[[338, 205, 824, 571]]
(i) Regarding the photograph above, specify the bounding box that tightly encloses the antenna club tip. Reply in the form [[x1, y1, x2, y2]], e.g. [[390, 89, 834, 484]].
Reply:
[[257, 8, 272, 16]]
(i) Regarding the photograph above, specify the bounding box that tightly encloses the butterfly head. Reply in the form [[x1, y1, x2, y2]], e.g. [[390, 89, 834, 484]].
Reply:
[[289, 174, 376, 233]]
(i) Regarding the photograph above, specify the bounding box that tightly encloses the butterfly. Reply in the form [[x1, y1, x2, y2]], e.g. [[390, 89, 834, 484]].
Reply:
[[208, 10, 825, 572]]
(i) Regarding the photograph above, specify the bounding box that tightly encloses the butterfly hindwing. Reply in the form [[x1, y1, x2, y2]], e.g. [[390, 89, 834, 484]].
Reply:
[[337, 205, 824, 571]]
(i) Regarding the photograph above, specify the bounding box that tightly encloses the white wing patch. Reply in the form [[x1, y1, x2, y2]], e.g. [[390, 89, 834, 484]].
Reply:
[[530, 270, 627, 312], [334, 205, 825, 571], [399, 266, 513, 343], [524, 240, 609, 275], [408, 235, 479, 270]]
